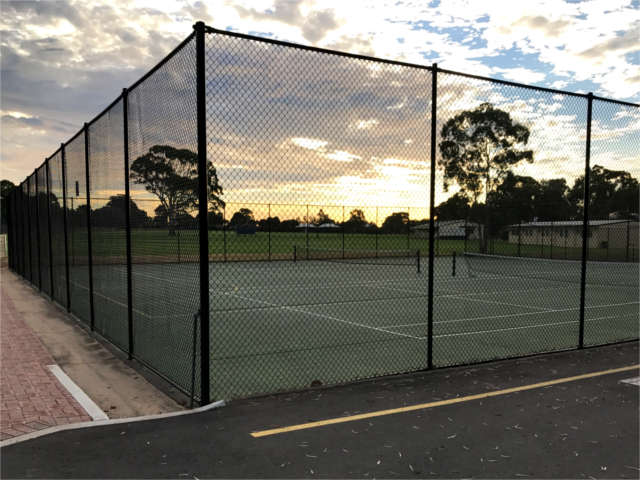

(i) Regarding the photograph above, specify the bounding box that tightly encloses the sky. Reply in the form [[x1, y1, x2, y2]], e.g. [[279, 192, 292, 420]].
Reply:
[[1, 0, 639, 216]]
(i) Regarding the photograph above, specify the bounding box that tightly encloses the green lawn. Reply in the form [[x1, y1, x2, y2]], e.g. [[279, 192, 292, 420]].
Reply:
[[62, 227, 638, 263]]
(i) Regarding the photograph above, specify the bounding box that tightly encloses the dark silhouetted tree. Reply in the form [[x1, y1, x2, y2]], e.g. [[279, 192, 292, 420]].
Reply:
[[130, 145, 224, 235], [439, 103, 533, 248]]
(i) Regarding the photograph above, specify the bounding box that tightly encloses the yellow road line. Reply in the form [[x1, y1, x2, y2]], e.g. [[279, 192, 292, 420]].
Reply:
[[251, 364, 639, 438]]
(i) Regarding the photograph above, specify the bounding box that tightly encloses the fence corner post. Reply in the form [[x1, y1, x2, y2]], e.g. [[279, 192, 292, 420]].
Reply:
[[427, 62, 437, 369], [122, 87, 134, 360], [578, 92, 593, 349], [84, 122, 96, 331], [194, 20, 211, 404]]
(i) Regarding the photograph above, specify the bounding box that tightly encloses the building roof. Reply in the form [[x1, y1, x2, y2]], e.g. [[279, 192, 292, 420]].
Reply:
[[412, 219, 480, 230], [512, 219, 636, 228]]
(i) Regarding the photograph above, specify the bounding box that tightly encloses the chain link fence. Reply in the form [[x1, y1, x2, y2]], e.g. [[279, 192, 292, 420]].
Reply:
[[6, 22, 639, 403]]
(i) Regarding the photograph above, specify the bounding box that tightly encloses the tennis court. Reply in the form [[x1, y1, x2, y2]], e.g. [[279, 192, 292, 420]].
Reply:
[[68, 251, 638, 399]]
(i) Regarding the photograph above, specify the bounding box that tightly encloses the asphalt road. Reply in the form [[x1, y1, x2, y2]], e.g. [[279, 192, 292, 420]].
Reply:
[[2, 341, 638, 479]]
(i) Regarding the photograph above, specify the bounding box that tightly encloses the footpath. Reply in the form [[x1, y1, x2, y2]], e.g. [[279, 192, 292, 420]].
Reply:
[[1, 267, 182, 443], [1, 289, 91, 440]]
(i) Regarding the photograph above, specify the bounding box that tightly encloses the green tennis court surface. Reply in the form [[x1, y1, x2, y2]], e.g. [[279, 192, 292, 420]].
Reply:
[[65, 253, 638, 399]]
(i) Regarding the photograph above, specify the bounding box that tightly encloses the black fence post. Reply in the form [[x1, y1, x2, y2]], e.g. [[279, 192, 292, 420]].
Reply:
[[268, 203, 272, 261], [517, 221, 522, 257], [464, 218, 468, 253], [26, 176, 32, 284], [306, 204, 309, 259], [427, 63, 437, 370], [550, 220, 554, 259], [342, 206, 345, 259], [626, 220, 630, 261], [84, 123, 96, 331], [578, 93, 593, 349], [46, 158, 54, 297], [123, 88, 134, 360], [409, 207, 413, 250], [34, 168, 42, 290], [223, 205, 227, 261], [375, 206, 379, 257], [195, 21, 210, 404], [61, 144, 71, 311]]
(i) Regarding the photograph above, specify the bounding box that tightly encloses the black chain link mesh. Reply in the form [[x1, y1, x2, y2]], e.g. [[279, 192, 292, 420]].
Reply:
[[65, 132, 91, 324], [585, 100, 640, 346], [19, 183, 30, 280], [88, 100, 128, 350], [6, 27, 638, 402], [127, 36, 200, 396], [205, 32, 432, 399], [28, 173, 39, 286], [48, 151, 68, 307], [37, 165, 51, 296], [434, 72, 589, 366]]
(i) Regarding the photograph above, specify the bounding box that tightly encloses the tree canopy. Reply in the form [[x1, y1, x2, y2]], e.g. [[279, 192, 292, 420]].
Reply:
[[130, 145, 224, 234], [438, 103, 533, 202]]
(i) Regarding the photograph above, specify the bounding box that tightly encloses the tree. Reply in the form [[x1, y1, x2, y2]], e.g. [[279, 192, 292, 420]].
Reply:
[[434, 193, 471, 221], [381, 212, 409, 233], [1, 180, 15, 233], [228, 208, 255, 228], [315, 209, 334, 225], [569, 165, 639, 219], [343, 209, 369, 233], [486, 173, 541, 233], [439, 102, 533, 247], [536, 178, 573, 220], [129, 145, 224, 235], [91, 195, 150, 228]]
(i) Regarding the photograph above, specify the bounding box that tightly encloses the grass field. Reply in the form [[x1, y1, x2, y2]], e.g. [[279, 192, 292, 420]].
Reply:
[[61, 228, 640, 263]]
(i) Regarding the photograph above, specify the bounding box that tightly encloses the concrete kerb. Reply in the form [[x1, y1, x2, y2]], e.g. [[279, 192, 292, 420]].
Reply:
[[0, 399, 225, 448]]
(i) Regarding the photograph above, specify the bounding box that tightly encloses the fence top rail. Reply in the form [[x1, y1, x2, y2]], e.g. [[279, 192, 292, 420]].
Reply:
[[205, 24, 638, 108]]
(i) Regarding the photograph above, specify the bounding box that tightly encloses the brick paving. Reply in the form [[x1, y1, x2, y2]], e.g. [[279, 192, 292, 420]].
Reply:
[[1, 289, 91, 441]]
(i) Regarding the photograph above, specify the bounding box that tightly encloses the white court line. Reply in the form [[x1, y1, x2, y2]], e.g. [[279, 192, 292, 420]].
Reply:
[[434, 313, 638, 339], [380, 301, 640, 329], [69, 279, 190, 321], [47, 365, 108, 420], [224, 291, 423, 340], [441, 294, 555, 312]]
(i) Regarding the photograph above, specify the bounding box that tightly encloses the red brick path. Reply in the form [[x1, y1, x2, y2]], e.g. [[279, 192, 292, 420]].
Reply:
[[1, 290, 91, 441]]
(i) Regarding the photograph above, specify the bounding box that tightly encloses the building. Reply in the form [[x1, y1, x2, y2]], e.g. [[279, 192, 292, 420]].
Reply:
[[412, 219, 483, 239], [506, 220, 639, 250]]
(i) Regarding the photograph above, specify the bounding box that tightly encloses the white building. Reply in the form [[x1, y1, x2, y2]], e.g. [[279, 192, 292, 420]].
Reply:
[[506, 220, 639, 250], [411, 219, 483, 239]]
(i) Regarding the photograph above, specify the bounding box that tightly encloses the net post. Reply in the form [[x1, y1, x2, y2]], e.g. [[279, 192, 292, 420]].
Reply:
[[606, 225, 610, 261], [550, 220, 554, 259], [452, 250, 456, 277], [578, 92, 593, 349], [46, 158, 54, 298], [195, 20, 210, 404], [293, 244, 297, 263], [84, 123, 96, 331], [35, 168, 42, 290], [122, 87, 134, 360], [61, 144, 71, 311], [427, 62, 437, 370], [416, 249, 421, 274]]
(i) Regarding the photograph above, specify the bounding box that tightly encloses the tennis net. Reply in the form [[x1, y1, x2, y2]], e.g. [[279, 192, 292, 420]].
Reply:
[[463, 252, 639, 288], [295, 246, 421, 273]]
